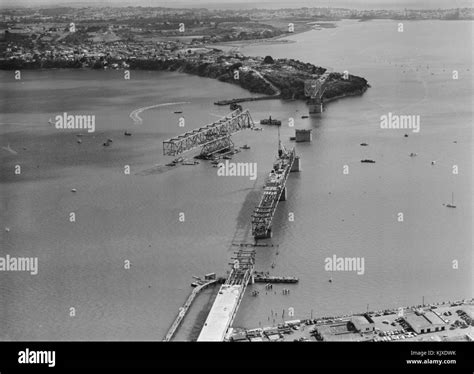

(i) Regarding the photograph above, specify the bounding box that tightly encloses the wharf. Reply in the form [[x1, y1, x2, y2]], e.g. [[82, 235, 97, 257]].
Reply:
[[214, 96, 281, 106]]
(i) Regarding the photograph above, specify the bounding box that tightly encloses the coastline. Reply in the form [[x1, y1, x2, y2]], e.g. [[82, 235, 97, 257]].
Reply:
[[229, 298, 474, 342]]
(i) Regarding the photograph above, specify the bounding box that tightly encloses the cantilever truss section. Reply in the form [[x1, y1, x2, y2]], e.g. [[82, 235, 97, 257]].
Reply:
[[304, 71, 331, 100], [163, 109, 254, 157], [251, 148, 296, 239], [226, 249, 255, 287]]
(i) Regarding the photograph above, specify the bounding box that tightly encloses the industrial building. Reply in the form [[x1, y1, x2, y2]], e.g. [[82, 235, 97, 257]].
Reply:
[[350, 315, 376, 333], [403, 310, 447, 334]]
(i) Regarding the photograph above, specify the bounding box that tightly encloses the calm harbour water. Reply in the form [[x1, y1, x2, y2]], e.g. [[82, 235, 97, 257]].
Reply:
[[0, 19, 472, 340]]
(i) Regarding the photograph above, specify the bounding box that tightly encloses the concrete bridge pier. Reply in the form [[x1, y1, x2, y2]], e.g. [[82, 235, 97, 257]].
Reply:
[[309, 100, 324, 114], [291, 156, 301, 172], [279, 187, 287, 201], [259, 229, 272, 239]]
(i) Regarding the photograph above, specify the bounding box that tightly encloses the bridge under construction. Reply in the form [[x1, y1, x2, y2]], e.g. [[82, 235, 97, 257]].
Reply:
[[163, 108, 254, 158], [197, 249, 255, 341]]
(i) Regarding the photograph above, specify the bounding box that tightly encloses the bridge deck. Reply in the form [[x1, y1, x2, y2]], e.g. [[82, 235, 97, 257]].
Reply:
[[197, 250, 255, 341]]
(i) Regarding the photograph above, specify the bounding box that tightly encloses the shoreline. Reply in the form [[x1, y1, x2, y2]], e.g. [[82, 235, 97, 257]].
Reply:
[[229, 298, 474, 342]]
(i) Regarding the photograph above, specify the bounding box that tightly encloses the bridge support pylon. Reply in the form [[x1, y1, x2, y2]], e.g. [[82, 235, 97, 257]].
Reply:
[[279, 187, 287, 201], [309, 99, 324, 114], [291, 156, 301, 172]]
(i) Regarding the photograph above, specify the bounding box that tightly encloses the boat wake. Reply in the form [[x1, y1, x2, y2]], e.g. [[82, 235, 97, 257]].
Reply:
[[129, 102, 190, 125], [1, 144, 18, 155]]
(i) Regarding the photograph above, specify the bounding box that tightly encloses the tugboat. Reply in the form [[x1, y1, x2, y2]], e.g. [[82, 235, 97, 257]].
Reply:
[[230, 103, 243, 111], [260, 116, 281, 126]]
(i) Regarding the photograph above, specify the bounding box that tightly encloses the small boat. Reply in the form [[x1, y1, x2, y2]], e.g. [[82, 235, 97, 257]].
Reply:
[[446, 192, 456, 208], [182, 160, 199, 165], [77, 139, 82, 144], [431, 160, 436, 165], [124, 131, 132, 136], [360, 143, 368, 146], [48, 118, 54, 125], [404, 134, 409, 138], [241, 144, 250, 150], [301, 115, 309, 119], [409, 152, 417, 157], [174, 111, 183, 114], [361, 159, 376, 163], [223, 155, 232, 160], [107, 138, 113, 143], [253, 127, 263, 131], [211, 160, 220, 165], [103, 141, 110, 147], [71, 188, 77, 193], [329, 278, 332, 283]]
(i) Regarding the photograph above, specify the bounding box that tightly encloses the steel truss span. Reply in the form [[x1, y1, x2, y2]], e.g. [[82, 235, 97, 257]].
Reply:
[[163, 109, 254, 156], [251, 148, 296, 239]]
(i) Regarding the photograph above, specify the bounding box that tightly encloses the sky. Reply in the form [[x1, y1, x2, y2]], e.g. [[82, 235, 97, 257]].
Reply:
[[1, 0, 472, 9]]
